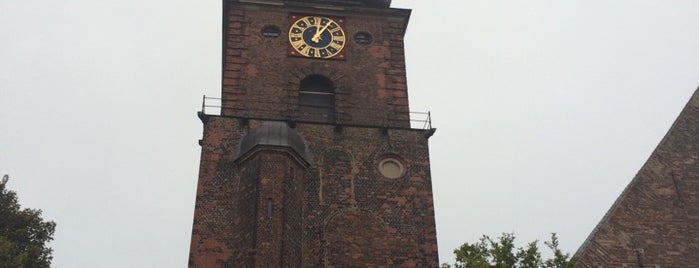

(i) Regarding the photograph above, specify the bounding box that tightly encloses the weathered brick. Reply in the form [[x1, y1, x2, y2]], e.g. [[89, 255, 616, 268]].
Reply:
[[189, 1, 437, 268], [575, 88, 699, 267]]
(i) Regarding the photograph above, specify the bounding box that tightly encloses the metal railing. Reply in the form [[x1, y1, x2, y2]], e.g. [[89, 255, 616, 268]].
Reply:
[[409, 111, 432, 130], [200, 95, 433, 130], [201, 95, 223, 115]]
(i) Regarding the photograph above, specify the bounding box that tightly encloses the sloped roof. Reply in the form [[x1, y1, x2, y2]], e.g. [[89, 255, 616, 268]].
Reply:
[[575, 87, 699, 267], [235, 121, 310, 164]]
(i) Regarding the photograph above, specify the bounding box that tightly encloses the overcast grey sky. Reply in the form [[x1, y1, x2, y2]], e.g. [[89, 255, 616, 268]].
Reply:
[[1, 0, 698, 267]]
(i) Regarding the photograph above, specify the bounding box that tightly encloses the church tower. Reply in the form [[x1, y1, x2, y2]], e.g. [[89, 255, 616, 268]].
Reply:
[[188, 0, 439, 267]]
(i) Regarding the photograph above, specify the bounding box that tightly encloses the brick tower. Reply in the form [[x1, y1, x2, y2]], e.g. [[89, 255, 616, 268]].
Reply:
[[188, 0, 439, 267]]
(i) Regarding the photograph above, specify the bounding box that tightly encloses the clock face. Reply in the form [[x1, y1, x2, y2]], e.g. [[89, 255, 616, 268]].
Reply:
[[289, 16, 346, 59]]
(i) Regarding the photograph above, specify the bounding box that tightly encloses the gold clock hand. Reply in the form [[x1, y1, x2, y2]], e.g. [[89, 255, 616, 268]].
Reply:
[[311, 18, 322, 43], [312, 20, 332, 43]]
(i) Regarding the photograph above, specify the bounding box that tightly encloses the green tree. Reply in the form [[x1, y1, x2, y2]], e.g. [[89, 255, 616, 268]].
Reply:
[[543, 233, 573, 268], [443, 233, 575, 268], [0, 175, 56, 268]]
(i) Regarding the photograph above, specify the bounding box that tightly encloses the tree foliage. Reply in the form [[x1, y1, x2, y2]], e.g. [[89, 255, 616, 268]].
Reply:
[[0, 175, 56, 268], [443, 233, 575, 268]]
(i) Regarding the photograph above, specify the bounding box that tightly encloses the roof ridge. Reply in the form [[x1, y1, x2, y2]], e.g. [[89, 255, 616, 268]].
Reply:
[[574, 85, 699, 259]]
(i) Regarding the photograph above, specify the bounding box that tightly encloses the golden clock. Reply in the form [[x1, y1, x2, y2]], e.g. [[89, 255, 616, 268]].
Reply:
[[289, 15, 346, 59]]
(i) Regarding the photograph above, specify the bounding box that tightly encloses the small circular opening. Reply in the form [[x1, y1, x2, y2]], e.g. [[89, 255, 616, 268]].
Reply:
[[378, 157, 405, 179], [354, 32, 374, 45], [261, 25, 281, 38]]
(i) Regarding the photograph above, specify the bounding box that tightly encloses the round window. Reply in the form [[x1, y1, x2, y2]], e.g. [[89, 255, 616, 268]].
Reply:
[[261, 25, 281, 38], [378, 157, 405, 179], [354, 32, 374, 45]]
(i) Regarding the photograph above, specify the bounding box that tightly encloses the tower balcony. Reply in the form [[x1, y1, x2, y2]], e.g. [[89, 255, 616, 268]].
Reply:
[[199, 95, 433, 131]]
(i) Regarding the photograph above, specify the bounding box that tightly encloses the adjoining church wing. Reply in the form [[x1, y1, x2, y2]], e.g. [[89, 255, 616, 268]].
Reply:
[[575, 87, 699, 267]]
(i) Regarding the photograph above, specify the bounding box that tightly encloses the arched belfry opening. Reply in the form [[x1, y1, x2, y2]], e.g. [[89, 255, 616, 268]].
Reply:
[[299, 75, 335, 123]]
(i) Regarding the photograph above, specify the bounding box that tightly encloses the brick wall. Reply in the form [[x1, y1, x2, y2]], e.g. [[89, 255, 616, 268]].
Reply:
[[220, 1, 412, 127], [189, 1, 438, 267], [575, 88, 699, 267], [189, 117, 439, 267]]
